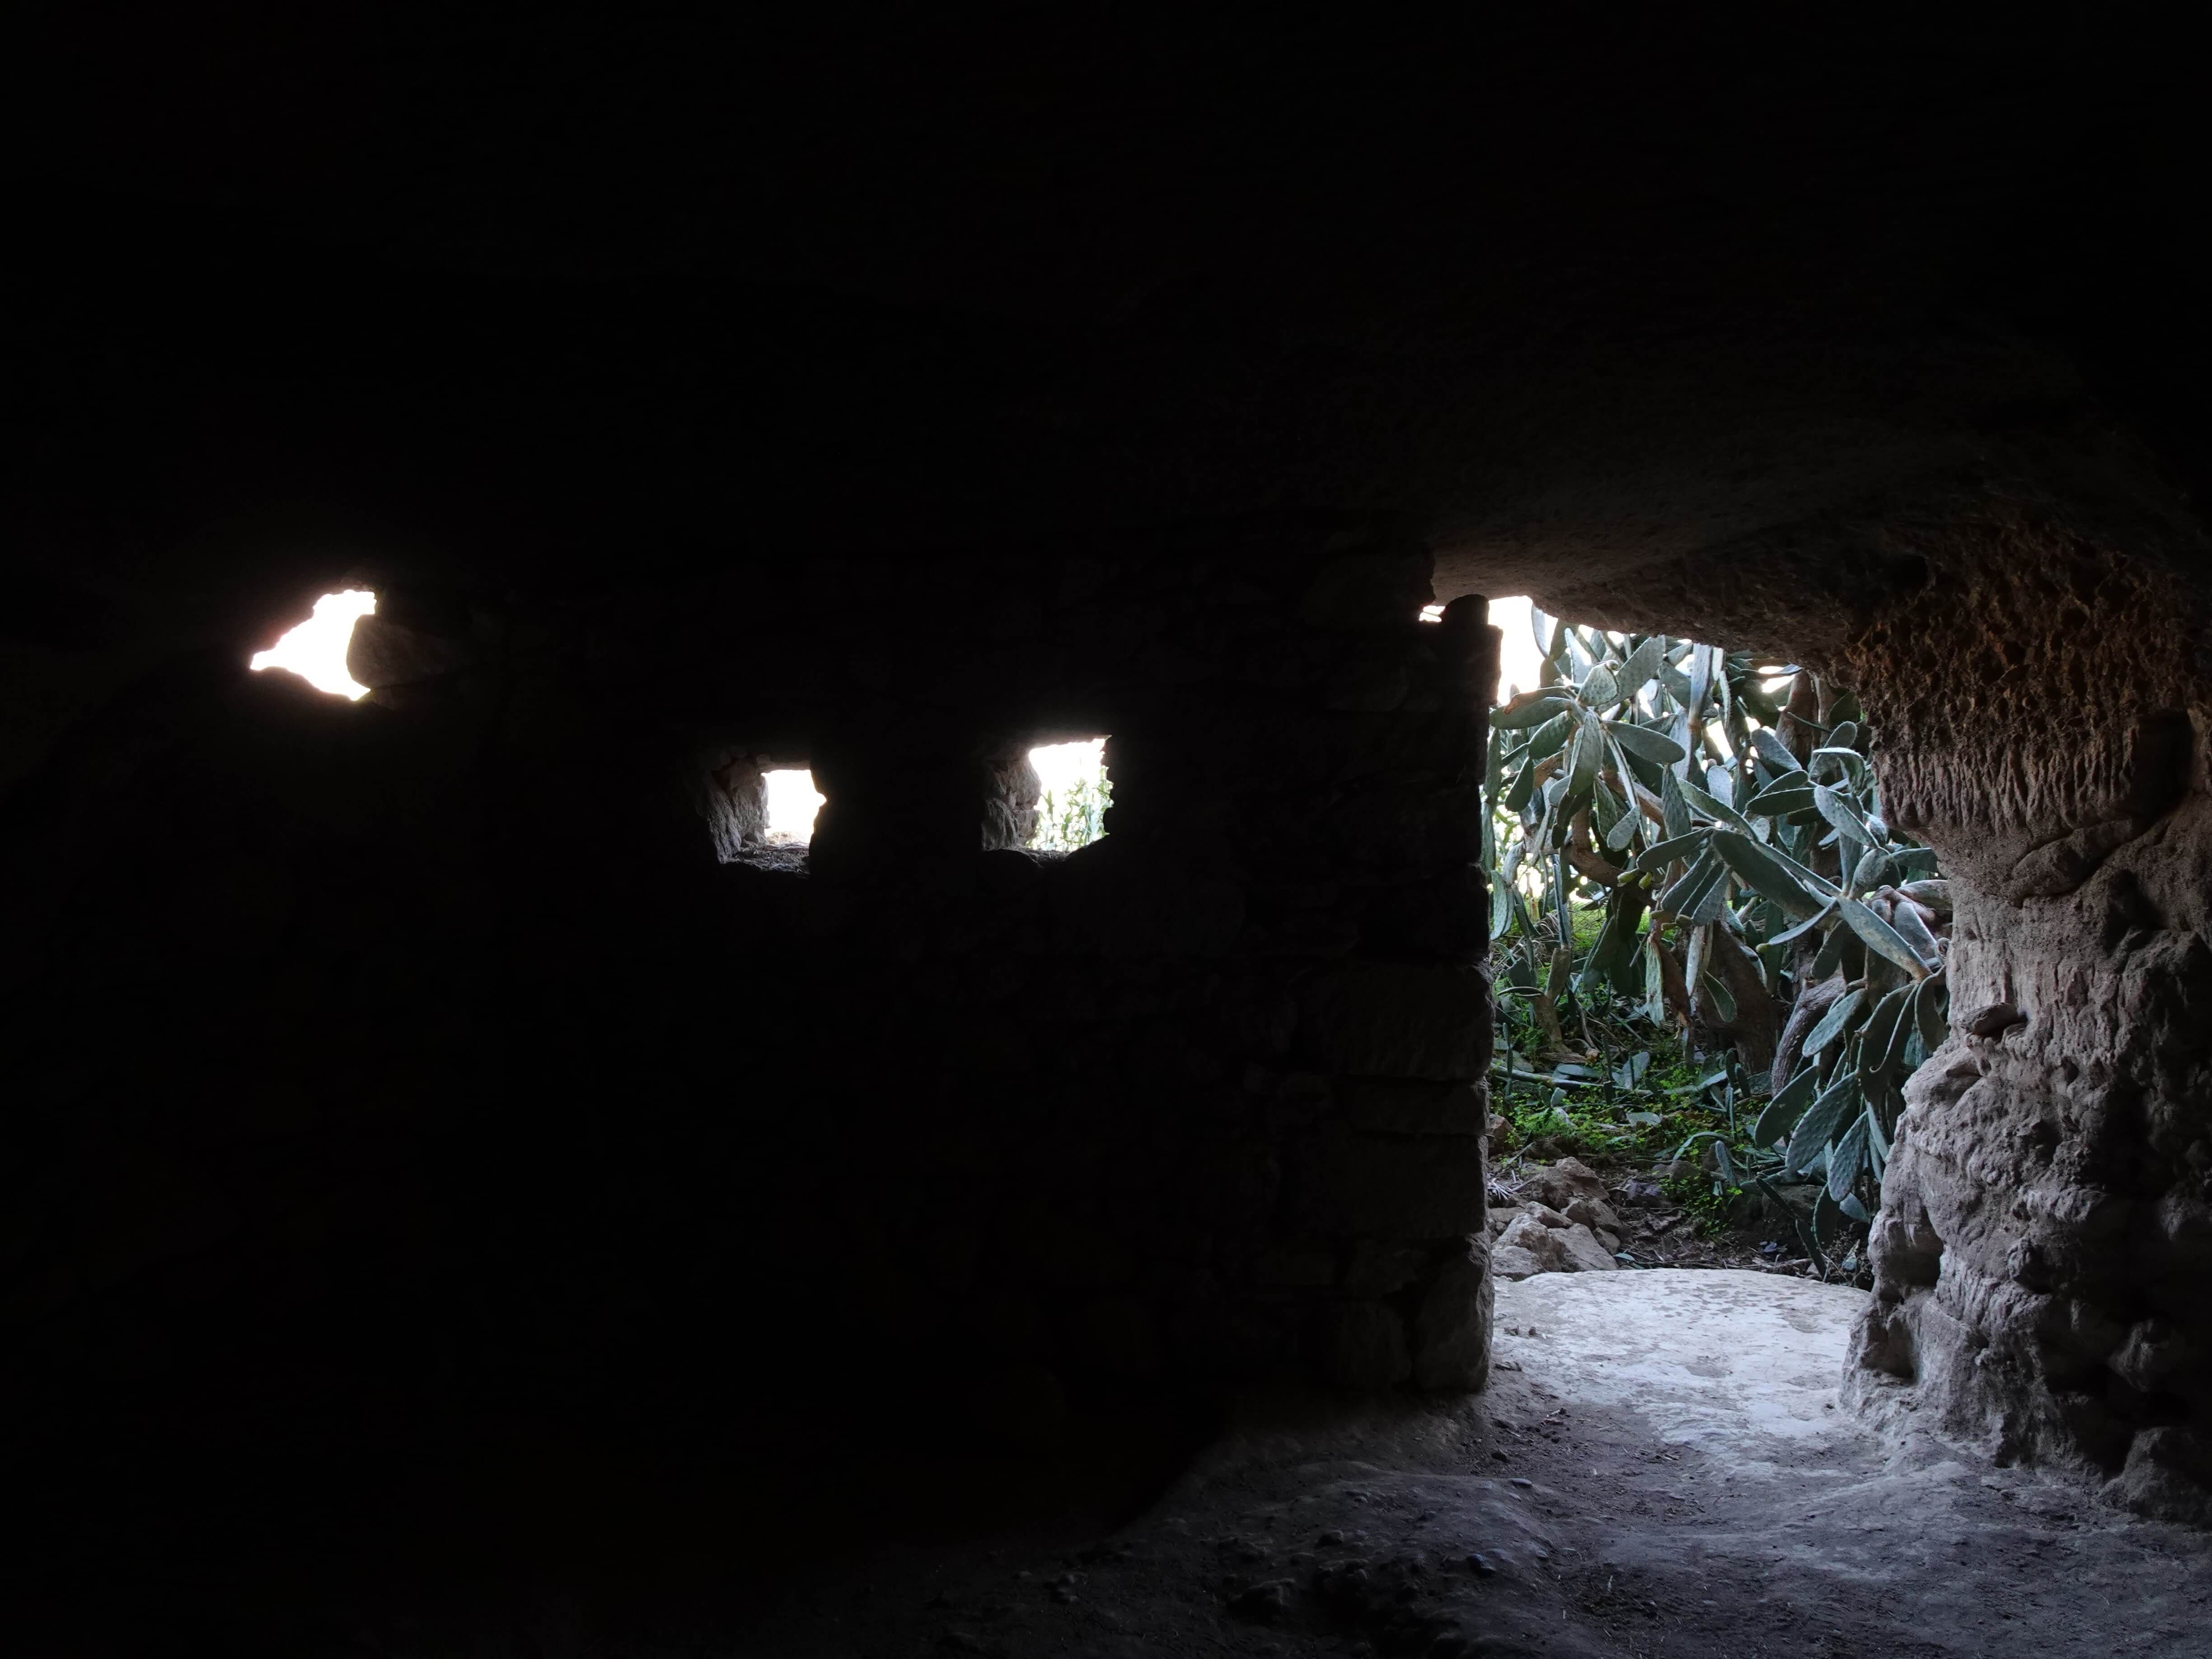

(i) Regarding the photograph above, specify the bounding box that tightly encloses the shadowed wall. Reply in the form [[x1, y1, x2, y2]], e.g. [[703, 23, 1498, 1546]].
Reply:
[[3, 13, 2208, 1543]]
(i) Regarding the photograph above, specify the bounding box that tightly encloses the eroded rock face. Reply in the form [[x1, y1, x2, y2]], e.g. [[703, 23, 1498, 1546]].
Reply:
[[1850, 811, 2212, 1523], [1842, 505, 2212, 1524]]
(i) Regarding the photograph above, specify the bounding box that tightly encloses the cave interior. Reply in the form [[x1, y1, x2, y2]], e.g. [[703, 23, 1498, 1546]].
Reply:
[[4, 16, 2209, 1654]]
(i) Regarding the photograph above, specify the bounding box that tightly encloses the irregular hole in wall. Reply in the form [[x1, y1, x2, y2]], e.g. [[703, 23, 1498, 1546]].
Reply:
[[248, 590, 377, 699], [1026, 737, 1111, 852], [704, 750, 822, 865], [764, 769, 825, 844]]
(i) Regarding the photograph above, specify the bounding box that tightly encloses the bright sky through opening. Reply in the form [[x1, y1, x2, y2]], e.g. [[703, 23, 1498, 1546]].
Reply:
[[1420, 596, 1545, 702], [1028, 736, 1106, 794], [1488, 596, 1546, 700], [763, 746, 1107, 845], [764, 769, 825, 840], [248, 590, 377, 698]]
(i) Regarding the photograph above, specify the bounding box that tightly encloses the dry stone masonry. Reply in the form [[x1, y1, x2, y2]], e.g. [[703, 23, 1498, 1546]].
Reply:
[[0, 516, 1503, 1476], [700, 519, 1504, 1401]]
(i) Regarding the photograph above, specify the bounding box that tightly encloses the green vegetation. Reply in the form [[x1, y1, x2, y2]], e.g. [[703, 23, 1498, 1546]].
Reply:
[[1660, 1172, 1743, 1232], [1493, 1029, 1762, 1229], [1032, 768, 1112, 851], [1486, 608, 1950, 1266]]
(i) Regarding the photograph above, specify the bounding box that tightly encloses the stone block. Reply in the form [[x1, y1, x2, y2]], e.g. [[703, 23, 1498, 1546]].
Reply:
[[346, 614, 474, 688], [1433, 595, 1500, 699], [1322, 652, 1411, 712], [1342, 1239, 1428, 1296], [1255, 1245, 1339, 1288], [1413, 1236, 1494, 1391], [1204, 705, 1479, 792], [1292, 1128, 1487, 1240], [1298, 545, 1434, 630], [1050, 839, 1247, 958], [1359, 866, 1490, 960], [1325, 1300, 1411, 1388], [1326, 786, 1484, 871], [1300, 962, 1490, 1080], [1340, 1078, 1488, 1135]]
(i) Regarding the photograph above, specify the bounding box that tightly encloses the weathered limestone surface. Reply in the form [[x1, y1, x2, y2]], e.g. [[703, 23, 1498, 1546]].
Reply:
[[1460, 437, 2212, 1522], [1850, 804, 2212, 1523], [1839, 503, 2212, 1524]]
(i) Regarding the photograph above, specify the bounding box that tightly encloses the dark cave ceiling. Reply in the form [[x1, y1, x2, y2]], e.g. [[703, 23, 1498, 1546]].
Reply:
[[4, 14, 2203, 643]]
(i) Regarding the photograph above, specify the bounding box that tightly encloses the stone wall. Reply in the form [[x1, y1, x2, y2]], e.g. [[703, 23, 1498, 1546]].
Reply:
[[689, 517, 1502, 1401], [0, 515, 1500, 1475]]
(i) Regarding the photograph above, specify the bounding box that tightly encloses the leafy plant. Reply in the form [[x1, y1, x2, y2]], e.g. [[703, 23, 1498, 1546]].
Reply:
[[1486, 607, 1948, 1257], [1032, 768, 1112, 851]]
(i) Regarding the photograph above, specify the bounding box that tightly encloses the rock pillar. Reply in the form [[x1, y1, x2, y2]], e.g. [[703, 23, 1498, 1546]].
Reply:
[[1842, 509, 2212, 1524]]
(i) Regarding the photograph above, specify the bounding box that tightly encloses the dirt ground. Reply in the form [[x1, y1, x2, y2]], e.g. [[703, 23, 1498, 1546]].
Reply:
[[26, 1265, 2203, 1654], [37, 1273, 2203, 1654], [724, 1272, 2209, 1659], [1494, 1145, 1846, 1283]]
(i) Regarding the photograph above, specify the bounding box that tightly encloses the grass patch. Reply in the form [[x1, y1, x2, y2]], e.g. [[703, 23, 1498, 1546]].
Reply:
[[1661, 1174, 1743, 1232], [1492, 1026, 1764, 1185]]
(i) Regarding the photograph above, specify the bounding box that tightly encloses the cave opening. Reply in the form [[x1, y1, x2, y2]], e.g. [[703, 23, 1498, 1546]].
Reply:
[[1472, 590, 1950, 1515]]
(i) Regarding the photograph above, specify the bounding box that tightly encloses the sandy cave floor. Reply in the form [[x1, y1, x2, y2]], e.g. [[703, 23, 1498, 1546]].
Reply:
[[164, 1271, 2211, 1655], [737, 1271, 2211, 1659]]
